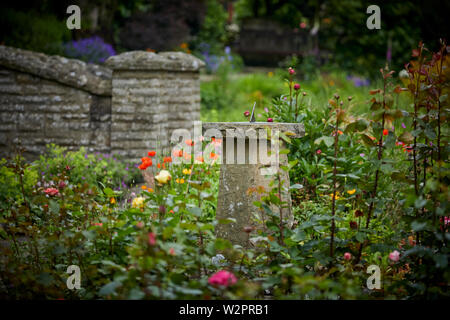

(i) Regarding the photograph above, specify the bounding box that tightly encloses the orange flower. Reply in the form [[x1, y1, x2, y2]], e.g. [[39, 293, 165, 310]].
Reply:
[[195, 156, 204, 163], [185, 139, 194, 146], [211, 138, 222, 146], [157, 163, 161, 169], [148, 151, 156, 157], [383, 129, 388, 136], [141, 185, 147, 190], [139, 157, 152, 170], [163, 156, 172, 163], [210, 152, 219, 160], [183, 152, 191, 160], [338, 130, 343, 135], [173, 149, 183, 157]]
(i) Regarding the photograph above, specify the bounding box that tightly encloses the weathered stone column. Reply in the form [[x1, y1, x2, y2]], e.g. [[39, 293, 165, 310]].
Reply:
[[106, 51, 204, 163], [202, 122, 304, 247]]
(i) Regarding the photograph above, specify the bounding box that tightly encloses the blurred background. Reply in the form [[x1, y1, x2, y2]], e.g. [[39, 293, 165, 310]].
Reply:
[[1, 0, 449, 121]]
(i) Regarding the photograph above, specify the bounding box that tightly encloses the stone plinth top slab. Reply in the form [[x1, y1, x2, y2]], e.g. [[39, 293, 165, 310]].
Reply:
[[105, 51, 205, 72], [203, 122, 305, 138], [0, 45, 112, 96]]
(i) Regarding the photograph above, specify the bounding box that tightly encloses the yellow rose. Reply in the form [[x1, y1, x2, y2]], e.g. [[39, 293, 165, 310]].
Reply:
[[182, 168, 192, 175], [132, 197, 145, 209], [347, 189, 356, 195], [155, 170, 172, 184]]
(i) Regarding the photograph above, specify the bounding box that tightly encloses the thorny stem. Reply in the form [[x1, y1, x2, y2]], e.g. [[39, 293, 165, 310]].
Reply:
[[356, 78, 387, 263], [412, 48, 423, 197], [330, 99, 340, 258], [277, 172, 284, 244]]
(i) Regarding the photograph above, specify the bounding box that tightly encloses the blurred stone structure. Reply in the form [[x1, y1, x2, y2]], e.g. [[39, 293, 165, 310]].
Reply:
[[0, 45, 204, 163]]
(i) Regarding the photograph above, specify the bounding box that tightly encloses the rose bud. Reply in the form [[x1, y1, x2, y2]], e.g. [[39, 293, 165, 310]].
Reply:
[[243, 226, 254, 233], [244, 110, 250, 117], [294, 83, 300, 90], [354, 209, 364, 217], [267, 118, 273, 122]]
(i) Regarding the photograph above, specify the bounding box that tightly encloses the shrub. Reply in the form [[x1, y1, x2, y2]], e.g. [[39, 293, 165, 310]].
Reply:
[[0, 8, 70, 55]]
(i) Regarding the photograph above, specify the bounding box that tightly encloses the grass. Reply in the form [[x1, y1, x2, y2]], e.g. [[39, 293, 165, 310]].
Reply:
[[200, 69, 412, 122]]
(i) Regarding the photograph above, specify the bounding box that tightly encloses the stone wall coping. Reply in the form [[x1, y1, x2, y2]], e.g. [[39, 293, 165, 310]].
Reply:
[[0, 45, 112, 96], [105, 51, 205, 72], [202, 122, 305, 138]]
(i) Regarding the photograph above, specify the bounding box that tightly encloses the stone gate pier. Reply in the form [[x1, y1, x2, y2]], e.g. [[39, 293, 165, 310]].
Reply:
[[202, 122, 304, 247]]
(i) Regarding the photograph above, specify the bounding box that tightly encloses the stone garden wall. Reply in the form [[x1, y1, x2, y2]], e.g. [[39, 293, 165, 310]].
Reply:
[[0, 45, 204, 163]]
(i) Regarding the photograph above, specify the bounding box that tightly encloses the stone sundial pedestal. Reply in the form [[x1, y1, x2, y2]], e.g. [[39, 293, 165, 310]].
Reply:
[[202, 122, 304, 248]]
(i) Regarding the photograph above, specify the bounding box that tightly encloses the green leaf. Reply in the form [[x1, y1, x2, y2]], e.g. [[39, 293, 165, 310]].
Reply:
[[49, 200, 60, 215], [355, 232, 366, 243], [424, 128, 436, 140], [279, 132, 292, 144], [99, 281, 122, 296], [187, 206, 202, 217], [434, 254, 448, 269], [314, 136, 334, 147], [291, 229, 306, 242], [289, 184, 304, 190], [217, 217, 236, 224], [360, 134, 376, 147], [128, 288, 145, 300], [103, 187, 114, 197], [411, 221, 427, 232], [414, 198, 427, 209], [37, 272, 54, 287]]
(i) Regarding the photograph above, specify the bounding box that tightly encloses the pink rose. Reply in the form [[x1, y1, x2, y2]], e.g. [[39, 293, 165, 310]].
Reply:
[[316, 149, 322, 155], [208, 270, 237, 287], [244, 110, 250, 117], [136, 221, 144, 229], [294, 83, 300, 90], [267, 118, 273, 122], [288, 67, 295, 75], [148, 232, 156, 246], [389, 250, 400, 262], [44, 188, 59, 196], [344, 252, 352, 261]]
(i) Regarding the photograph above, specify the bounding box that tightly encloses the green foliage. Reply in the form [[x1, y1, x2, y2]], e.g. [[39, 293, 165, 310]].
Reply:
[[191, 0, 229, 55], [0, 8, 70, 55], [35, 144, 140, 193]]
